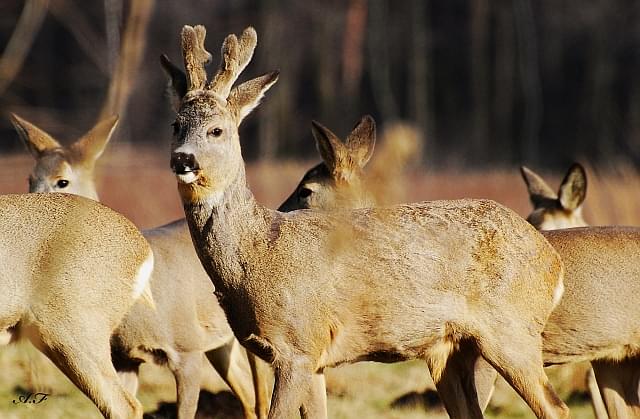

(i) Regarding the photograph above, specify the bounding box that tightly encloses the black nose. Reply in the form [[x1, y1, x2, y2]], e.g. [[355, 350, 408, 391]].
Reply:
[[170, 152, 199, 174]]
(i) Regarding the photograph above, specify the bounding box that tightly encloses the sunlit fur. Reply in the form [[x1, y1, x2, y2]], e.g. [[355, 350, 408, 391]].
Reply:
[[521, 164, 588, 230], [10, 113, 119, 200], [14, 110, 265, 418], [278, 116, 376, 212], [0, 193, 153, 418], [170, 25, 571, 419]]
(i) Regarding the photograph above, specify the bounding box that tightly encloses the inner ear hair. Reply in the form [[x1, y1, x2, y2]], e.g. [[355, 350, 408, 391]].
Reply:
[[558, 163, 587, 210], [346, 115, 376, 168]]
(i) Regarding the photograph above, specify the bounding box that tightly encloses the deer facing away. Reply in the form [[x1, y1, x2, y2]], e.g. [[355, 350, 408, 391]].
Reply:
[[521, 163, 639, 419], [0, 192, 154, 418], [10, 113, 267, 419], [167, 25, 570, 418]]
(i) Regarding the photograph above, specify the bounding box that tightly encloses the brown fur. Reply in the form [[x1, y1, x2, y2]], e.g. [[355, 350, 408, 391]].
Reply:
[[11, 114, 265, 419], [0, 193, 153, 418], [521, 164, 588, 230], [168, 25, 570, 419], [511, 165, 638, 419]]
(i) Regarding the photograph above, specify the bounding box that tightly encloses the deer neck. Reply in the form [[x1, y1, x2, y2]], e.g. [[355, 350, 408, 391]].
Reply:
[[181, 165, 269, 290]]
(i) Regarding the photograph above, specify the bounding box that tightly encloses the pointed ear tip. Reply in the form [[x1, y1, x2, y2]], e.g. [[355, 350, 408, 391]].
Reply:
[[266, 70, 280, 84], [570, 162, 586, 174]]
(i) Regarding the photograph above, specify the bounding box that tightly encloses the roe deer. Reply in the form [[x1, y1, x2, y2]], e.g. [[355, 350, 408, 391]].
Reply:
[[471, 164, 640, 419], [0, 192, 153, 418], [520, 164, 609, 419], [278, 119, 420, 213], [283, 132, 637, 419], [10, 113, 266, 419], [167, 24, 570, 418], [521, 164, 588, 230]]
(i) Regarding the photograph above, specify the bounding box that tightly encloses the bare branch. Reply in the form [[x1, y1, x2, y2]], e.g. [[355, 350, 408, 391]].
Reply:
[[99, 0, 155, 120], [49, 0, 108, 75], [0, 0, 49, 96]]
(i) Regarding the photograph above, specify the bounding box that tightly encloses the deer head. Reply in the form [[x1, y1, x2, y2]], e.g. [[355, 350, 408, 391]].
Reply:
[[521, 163, 588, 230], [10, 113, 118, 200], [165, 26, 278, 205], [278, 116, 376, 212]]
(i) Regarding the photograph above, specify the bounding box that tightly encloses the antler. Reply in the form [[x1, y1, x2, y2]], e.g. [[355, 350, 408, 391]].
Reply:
[[209, 27, 257, 97], [181, 25, 212, 91]]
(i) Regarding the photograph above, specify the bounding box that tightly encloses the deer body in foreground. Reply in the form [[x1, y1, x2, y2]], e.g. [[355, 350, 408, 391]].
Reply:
[[0, 193, 154, 418], [285, 120, 640, 419], [168, 25, 570, 418], [10, 113, 264, 419]]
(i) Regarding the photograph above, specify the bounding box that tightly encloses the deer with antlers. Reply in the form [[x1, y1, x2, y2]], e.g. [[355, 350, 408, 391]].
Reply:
[[9, 113, 268, 419], [164, 24, 572, 418]]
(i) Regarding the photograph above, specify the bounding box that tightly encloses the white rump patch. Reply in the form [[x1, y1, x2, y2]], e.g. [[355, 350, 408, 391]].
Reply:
[[0, 330, 13, 346], [132, 251, 155, 309], [552, 271, 565, 308]]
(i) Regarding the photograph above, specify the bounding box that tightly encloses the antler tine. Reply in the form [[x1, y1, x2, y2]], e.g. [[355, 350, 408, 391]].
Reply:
[[209, 27, 258, 97], [181, 25, 212, 91]]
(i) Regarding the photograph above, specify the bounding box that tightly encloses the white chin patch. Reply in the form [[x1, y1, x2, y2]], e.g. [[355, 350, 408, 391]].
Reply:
[[176, 171, 198, 184]]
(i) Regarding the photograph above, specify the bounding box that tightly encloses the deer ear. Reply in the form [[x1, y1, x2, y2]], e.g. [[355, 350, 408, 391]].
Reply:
[[228, 71, 279, 125], [311, 120, 351, 181], [558, 163, 587, 210], [520, 166, 557, 206], [10, 113, 61, 157], [70, 115, 119, 164], [160, 54, 188, 112], [345, 115, 376, 168]]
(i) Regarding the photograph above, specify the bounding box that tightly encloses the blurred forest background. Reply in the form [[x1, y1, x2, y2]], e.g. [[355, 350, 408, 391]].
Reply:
[[1, 2, 640, 418], [2, 0, 640, 169]]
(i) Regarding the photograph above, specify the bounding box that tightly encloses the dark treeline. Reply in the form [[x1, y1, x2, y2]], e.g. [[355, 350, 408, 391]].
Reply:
[[1, 0, 640, 169]]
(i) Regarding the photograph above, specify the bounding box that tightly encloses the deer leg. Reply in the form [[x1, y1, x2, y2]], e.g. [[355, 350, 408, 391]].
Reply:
[[427, 339, 484, 419], [473, 354, 498, 412], [586, 367, 609, 419], [198, 351, 223, 393], [248, 351, 272, 419], [33, 327, 142, 419], [476, 326, 570, 419], [117, 367, 140, 397], [206, 338, 257, 419], [268, 357, 319, 419], [300, 371, 327, 419], [592, 358, 640, 419], [171, 351, 204, 419]]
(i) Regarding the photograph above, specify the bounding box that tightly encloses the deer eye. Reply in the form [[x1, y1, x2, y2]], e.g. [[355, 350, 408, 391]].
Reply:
[[299, 187, 313, 199], [56, 179, 69, 188], [208, 127, 223, 138]]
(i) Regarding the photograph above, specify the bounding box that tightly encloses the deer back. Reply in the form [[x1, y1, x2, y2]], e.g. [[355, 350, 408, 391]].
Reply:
[[0, 193, 153, 331]]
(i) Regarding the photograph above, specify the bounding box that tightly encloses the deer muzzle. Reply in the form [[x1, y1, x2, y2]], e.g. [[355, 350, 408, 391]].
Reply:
[[170, 152, 200, 184]]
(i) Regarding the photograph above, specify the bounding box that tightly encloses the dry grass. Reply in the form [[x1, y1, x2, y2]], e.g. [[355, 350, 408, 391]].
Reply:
[[0, 146, 638, 417]]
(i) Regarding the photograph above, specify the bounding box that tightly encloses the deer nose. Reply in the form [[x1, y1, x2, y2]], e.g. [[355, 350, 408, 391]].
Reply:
[[170, 152, 199, 174]]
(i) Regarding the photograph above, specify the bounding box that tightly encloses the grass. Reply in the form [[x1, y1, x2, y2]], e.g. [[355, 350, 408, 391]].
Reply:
[[1, 147, 639, 417]]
